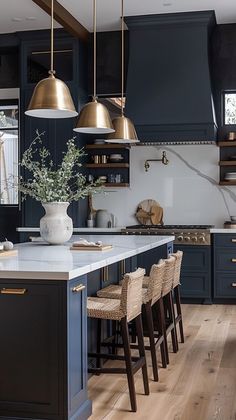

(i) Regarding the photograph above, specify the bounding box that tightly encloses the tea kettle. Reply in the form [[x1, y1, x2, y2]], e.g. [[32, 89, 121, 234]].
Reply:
[[96, 210, 116, 228]]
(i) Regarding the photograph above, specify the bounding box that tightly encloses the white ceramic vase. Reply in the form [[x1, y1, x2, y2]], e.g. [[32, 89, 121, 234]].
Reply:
[[40, 202, 73, 245]]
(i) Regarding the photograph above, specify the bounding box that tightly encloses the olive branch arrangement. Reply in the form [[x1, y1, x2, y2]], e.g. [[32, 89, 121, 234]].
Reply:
[[18, 130, 102, 203]]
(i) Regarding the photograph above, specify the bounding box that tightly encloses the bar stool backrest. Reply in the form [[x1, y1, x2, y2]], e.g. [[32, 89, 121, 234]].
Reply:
[[120, 268, 145, 322], [171, 250, 183, 288], [146, 260, 166, 305], [162, 256, 176, 297]]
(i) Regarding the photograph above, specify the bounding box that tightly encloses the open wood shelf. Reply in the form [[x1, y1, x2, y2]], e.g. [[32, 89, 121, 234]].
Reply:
[[218, 141, 236, 147], [219, 181, 236, 185], [86, 163, 129, 168], [104, 183, 129, 188], [219, 161, 236, 166], [85, 144, 129, 149]]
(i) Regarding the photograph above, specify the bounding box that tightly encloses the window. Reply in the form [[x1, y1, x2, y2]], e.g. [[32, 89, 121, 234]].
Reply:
[[0, 101, 19, 205], [224, 92, 236, 125]]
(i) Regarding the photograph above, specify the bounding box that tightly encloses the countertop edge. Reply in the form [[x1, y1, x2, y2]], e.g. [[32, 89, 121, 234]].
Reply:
[[210, 229, 236, 233], [0, 235, 175, 281]]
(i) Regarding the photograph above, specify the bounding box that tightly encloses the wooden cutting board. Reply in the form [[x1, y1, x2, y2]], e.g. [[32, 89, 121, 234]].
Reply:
[[0, 249, 18, 257], [70, 245, 113, 251], [135, 199, 163, 225]]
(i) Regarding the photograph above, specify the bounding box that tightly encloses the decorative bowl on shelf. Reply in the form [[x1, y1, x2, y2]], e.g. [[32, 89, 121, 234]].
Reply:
[[225, 171, 236, 180], [109, 154, 124, 162]]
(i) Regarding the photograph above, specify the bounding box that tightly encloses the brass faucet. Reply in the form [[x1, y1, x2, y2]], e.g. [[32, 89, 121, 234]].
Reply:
[[144, 151, 169, 172]]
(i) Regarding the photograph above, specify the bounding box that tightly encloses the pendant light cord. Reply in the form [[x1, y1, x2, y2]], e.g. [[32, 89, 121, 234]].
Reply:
[[93, 0, 97, 100], [50, 0, 55, 76], [121, 0, 124, 116]]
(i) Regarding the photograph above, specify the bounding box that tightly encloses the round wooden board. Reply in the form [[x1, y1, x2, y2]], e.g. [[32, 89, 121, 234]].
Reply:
[[135, 199, 163, 225]]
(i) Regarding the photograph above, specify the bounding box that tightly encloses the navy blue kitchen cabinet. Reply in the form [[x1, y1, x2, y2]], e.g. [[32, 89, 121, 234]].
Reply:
[[0, 277, 91, 420], [213, 234, 236, 299], [137, 242, 173, 274], [174, 245, 212, 302]]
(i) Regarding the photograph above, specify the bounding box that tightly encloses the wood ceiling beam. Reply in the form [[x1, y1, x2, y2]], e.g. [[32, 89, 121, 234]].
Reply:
[[32, 0, 89, 42]]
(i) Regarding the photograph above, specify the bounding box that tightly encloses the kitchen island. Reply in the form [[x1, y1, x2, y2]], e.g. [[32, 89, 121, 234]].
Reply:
[[0, 235, 174, 420]]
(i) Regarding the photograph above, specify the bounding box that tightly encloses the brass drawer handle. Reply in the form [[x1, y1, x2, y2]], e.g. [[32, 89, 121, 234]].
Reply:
[[231, 259, 236, 263], [0, 288, 27, 295], [231, 239, 236, 243], [231, 283, 236, 287], [72, 284, 86, 293]]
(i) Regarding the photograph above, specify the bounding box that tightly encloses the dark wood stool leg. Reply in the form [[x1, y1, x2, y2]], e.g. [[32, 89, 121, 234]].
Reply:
[[96, 318, 102, 371], [135, 314, 150, 395], [175, 286, 184, 343], [120, 317, 137, 412], [144, 302, 159, 381], [111, 320, 118, 354], [156, 300, 167, 368], [159, 297, 169, 365], [168, 293, 179, 353]]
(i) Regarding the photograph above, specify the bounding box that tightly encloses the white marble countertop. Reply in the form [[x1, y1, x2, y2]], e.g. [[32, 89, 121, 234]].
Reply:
[[0, 235, 174, 281], [16, 227, 124, 233], [210, 228, 236, 233]]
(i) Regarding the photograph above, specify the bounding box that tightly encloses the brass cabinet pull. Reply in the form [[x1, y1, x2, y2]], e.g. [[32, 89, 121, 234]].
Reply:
[[231, 283, 236, 287], [0, 288, 27, 295], [231, 259, 236, 263], [231, 239, 236, 243], [72, 284, 86, 293]]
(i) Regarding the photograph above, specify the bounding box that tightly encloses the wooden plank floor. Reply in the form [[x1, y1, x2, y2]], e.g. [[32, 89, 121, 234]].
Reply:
[[88, 304, 236, 420]]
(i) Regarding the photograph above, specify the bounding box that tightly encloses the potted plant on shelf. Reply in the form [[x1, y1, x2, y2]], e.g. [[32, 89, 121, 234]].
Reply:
[[18, 131, 101, 245]]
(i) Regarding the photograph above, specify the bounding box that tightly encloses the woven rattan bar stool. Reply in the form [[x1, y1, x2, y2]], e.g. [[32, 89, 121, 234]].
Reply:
[[97, 260, 168, 381], [171, 251, 184, 343], [87, 268, 149, 412], [142, 256, 178, 364]]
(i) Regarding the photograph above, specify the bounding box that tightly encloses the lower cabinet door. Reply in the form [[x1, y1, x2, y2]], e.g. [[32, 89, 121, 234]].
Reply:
[[179, 272, 211, 298], [0, 282, 62, 419], [214, 273, 236, 298]]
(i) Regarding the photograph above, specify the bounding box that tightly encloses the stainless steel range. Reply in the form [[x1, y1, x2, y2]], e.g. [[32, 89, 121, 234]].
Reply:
[[121, 225, 213, 246]]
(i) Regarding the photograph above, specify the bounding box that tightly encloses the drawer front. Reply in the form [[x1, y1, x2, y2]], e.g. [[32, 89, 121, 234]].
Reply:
[[214, 234, 236, 248], [180, 272, 211, 298], [215, 273, 236, 298], [215, 250, 236, 271]]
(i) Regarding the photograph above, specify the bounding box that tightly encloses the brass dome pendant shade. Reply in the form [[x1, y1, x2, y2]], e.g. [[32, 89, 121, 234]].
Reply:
[[106, 0, 139, 144], [25, 0, 77, 119], [107, 114, 138, 143], [74, 99, 114, 134], [73, 0, 114, 134]]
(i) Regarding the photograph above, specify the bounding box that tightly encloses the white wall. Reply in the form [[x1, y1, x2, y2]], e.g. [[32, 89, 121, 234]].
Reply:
[[93, 144, 236, 228]]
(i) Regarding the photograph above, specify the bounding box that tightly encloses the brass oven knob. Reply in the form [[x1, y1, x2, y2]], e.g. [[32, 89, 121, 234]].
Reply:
[[184, 236, 191, 242], [177, 235, 184, 242], [192, 236, 198, 242], [199, 236, 206, 243]]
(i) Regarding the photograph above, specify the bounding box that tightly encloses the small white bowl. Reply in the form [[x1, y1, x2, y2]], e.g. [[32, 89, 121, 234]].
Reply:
[[230, 216, 236, 221]]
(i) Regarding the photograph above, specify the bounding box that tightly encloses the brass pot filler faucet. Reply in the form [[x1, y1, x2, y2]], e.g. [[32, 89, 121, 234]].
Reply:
[[144, 151, 169, 172]]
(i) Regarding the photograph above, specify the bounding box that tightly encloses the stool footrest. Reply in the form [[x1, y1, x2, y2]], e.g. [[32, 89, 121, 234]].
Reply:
[[175, 314, 182, 323]]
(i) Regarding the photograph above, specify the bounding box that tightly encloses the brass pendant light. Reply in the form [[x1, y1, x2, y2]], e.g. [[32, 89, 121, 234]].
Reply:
[[73, 0, 114, 134], [106, 0, 139, 144], [25, 0, 78, 119]]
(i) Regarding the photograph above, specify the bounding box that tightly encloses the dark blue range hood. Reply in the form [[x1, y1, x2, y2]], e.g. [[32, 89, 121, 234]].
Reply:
[[125, 11, 217, 143]]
